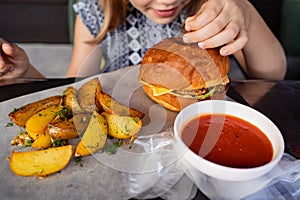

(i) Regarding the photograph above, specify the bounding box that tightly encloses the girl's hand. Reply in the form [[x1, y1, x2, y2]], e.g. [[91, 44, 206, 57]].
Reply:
[[0, 38, 31, 79], [183, 0, 251, 56]]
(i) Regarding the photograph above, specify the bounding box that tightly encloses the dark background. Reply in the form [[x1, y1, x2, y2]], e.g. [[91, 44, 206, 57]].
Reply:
[[0, 0, 70, 43]]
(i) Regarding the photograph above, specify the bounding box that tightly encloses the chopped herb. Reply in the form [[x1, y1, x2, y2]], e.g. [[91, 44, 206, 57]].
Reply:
[[5, 121, 14, 127], [102, 140, 122, 155], [62, 90, 67, 97], [52, 140, 65, 147], [81, 116, 87, 123], [56, 107, 72, 119], [132, 117, 139, 123], [75, 157, 83, 167], [56, 110, 63, 118], [124, 125, 130, 134], [24, 140, 33, 148]]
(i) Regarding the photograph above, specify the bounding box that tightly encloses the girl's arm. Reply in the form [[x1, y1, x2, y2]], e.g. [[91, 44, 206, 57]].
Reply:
[[183, 0, 286, 80], [237, 2, 286, 79], [66, 15, 102, 77]]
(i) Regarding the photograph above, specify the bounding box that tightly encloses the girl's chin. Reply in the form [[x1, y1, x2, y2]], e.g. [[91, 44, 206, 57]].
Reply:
[[150, 17, 175, 25], [148, 14, 179, 25]]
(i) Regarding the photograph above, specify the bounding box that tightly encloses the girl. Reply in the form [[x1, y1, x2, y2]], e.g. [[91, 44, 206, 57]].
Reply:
[[0, 0, 286, 80]]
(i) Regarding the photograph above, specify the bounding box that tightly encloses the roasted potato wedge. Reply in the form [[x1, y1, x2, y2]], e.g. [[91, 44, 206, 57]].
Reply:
[[26, 105, 63, 140], [71, 113, 91, 134], [8, 95, 63, 127], [77, 78, 100, 113], [63, 87, 83, 114], [75, 111, 107, 157], [31, 132, 53, 149], [47, 119, 79, 140], [102, 112, 142, 139], [46, 112, 91, 140], [10, 132, 33, 147], [96, 91, 144, 118], [95, 79, 103, 112], [9, 145, 73, 177]]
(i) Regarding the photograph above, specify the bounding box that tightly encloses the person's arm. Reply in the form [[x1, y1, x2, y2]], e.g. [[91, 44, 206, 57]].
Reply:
[[66, 15, 102, 78], [236, 2, 286, 80], [183, 0, 286, 80]]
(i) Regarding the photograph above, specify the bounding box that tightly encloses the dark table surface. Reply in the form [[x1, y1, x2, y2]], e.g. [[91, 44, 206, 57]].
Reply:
[[0, 78, 299, 200]]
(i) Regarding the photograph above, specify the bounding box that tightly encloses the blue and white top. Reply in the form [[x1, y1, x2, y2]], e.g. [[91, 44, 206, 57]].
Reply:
[[73, 0, 188, 72]]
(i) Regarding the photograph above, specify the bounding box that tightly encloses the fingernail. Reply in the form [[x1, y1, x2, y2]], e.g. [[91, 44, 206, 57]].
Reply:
[[185, 25, 191, 31], [198, 42, 205, 49], [2, 43, 8, 51], [183, 36, 190, 43], [221, 49, 228, 56]]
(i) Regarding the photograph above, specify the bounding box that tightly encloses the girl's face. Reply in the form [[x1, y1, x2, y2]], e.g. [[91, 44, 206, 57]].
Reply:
[[129, 0, 192, 24]]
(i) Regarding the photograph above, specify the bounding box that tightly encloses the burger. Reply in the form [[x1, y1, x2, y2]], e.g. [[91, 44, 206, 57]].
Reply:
[[138, 37, 230, 112]]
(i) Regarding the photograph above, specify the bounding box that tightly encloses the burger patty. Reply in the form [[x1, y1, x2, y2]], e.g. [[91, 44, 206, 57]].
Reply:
[[171, 83, 229, 99], [173, 87, 209, 96]]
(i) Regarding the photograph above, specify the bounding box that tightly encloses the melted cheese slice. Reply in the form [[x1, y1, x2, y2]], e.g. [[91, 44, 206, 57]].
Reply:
[[139, 79, 172, 96], [151, 86, 171, 96]]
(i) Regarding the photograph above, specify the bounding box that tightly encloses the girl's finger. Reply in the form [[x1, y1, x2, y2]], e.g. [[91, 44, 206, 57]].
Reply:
[[184, 12, 231, 43], [196, 22, 242, 49], [2, 43, 16, 57], [219, 29, 248, 56], [185, 1, 224, 32], [0, 45, 5, 70]]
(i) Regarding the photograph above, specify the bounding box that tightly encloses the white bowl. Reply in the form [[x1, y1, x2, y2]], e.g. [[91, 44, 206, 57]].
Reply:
[[174, 100, 285, 182]]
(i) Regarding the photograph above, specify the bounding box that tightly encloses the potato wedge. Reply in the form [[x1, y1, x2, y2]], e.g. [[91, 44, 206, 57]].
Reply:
[[47, 119, 79, 140], [96, 91, 144, 118], [102, 112, 142, 139], [26, 105, 63, 140], [75, 111, 107, 157], [10, 132, 33, 147], [46, 112, 90, 140], [63, 87, 83, 114], [8, 95, 63, 127], [31, 132, 53, 149], [77, 78, 100, 113], [71, 113, 91, 134], [9, 145, 73, 177], [95, 79, 103, 112]]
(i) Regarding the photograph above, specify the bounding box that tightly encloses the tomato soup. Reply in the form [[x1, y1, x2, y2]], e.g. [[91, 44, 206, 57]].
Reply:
[[181, 114, 273, 168]]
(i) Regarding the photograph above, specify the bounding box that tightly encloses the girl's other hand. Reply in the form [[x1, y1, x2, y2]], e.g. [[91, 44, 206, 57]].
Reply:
[[183, 0, 251, 56], [0, 38, 31, 79]]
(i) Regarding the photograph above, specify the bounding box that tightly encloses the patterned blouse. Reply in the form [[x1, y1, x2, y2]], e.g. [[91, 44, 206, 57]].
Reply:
[[73, 0, 188, 72]]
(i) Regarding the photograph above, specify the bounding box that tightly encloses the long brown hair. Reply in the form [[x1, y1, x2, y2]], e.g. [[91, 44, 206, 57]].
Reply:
[[91, 0, 205, 43]]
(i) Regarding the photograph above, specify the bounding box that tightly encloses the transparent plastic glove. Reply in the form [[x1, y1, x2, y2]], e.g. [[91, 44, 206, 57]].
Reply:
[[180, 153, 300, 200], [245, 153, 300, 200], [121, 131, 196, 199]]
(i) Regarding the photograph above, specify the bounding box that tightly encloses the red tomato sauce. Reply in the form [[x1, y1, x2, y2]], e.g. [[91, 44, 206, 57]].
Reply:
[[181, 114, 273, 168]]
